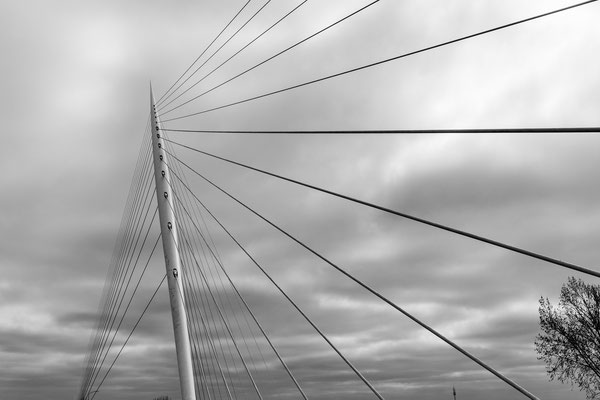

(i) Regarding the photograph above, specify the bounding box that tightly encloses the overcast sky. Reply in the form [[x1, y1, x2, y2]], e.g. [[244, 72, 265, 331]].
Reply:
[[2, 1, 600, 399]]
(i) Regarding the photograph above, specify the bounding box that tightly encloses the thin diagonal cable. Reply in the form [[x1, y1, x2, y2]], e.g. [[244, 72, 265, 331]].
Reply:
[[166, 190, 263, 399], [161, 0, 379, 117], [81, 120, 153, 397], [162, 0, 597, 121], [160, 127, 600, 135], [187, 319, 209, 400], [106, 148, 153, 289], [179, 235, 243, 400], [175, 201, 240, 400], [167, 196, 262, 399], [159, 0, 274, 112], [94, 153, 154, 348], [189, 261, 241, 400], [164, 157, 384, 400], [90, 148, 152, 336], [172, 231, 219, 400], [192, 336, 214, 400], [163, 190, 242, 398], [189, 284, 235, 400], [85, 205, 159, 397], [177, 225, 263, 400], [185, 274, 233, 400], [100, 188, 156, 333], [160, 129, 295, 379], [89, 273, 167, 400], [164, 149, 540, 400], [157, 0, 253, 105], [85, 171, 155, 390], [179, 261, 234, 400], [84, 233, 161, 399], [80, 131, 152, 397], [166, 134, 229, 271], [162, 134, 230, 293], [84, 220, 160, 399], [85, 166, 152, 383], [167, 165, 306, 397], [158, 0, 307, 113], [186, 280, 233, 400], [170, 168, 267, 378], [182, 272, 214, 400], [164, 137, 274, 382], [83, 157, 155, 397], [178, 195, 264, 383], [168, 169, 309, 399], [82, 118, 149, 349], [171, 168, 276, 375], [188, 280, 235, 400], [85, 169, 153, 386], [183, 257, 225, 400], [165, 139, 600, 279]]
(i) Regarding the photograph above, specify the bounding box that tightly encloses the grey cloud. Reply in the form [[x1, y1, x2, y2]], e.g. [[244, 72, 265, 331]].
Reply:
[[2, 1, 598, 400]]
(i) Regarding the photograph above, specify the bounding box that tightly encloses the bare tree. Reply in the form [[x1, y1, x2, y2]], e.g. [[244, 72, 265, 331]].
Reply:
[[535, 277, 600, 399]]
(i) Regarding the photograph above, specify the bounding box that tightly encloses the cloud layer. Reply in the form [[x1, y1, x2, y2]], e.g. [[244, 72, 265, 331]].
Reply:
[[2, 1, 599, 399]]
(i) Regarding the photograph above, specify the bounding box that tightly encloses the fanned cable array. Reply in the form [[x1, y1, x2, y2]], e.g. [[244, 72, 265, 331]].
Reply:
[[79, 119, 164, 400], [79, 1, 599, 399], [161, 135, 310, 400]]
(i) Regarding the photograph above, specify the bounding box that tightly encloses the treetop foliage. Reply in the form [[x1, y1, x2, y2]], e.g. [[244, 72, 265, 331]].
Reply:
[[535, 277, 600, 399]]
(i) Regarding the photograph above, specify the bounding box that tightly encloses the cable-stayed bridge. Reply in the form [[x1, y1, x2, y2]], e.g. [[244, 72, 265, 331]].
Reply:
[[77, 1, 600, 399]]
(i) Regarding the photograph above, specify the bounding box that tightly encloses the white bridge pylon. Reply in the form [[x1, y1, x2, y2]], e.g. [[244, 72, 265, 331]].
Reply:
[[151, 86, 196, 400]]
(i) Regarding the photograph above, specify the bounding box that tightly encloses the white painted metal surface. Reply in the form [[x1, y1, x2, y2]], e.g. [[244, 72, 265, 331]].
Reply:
[[150, 88, 196, 400]]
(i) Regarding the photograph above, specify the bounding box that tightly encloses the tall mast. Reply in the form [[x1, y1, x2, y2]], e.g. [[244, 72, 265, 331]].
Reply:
[[150, 87, 196, 400]]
